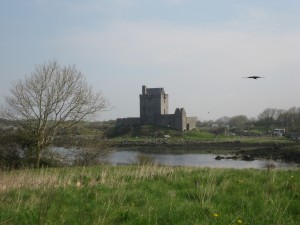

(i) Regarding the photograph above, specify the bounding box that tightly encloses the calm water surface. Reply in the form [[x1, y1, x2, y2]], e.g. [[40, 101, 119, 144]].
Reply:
[[105, 147, 298, 169], [53, 146, 298, 169]]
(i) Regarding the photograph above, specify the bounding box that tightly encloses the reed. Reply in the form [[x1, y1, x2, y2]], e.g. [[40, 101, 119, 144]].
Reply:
[[0, 165, 299, 224]]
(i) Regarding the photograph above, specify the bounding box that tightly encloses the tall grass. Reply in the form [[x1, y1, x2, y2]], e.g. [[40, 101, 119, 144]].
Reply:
[[0, 165, 299, 224]]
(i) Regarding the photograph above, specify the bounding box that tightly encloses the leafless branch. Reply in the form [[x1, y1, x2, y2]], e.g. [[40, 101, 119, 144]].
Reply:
[[1, 60, 110, 167]]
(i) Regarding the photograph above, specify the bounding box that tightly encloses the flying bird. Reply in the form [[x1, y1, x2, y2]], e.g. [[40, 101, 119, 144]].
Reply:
[[244, 76, 264, 79]]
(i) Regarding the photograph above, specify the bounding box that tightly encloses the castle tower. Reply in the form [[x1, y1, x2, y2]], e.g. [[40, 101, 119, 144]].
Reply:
[[140, 85, 168, 124], [117, 85, 197, 131]]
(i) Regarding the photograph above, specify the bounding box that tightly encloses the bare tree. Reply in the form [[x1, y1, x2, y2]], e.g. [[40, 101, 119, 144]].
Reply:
[[228, 115, 249, 129], [258, 108, 285, 122], [278, 107, 300, 131], [1, 61, 109, 167]]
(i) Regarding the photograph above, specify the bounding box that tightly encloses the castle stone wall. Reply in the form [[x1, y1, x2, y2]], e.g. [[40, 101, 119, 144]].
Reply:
[[158, 114, 178, 130], [117, 85, 197, 131], [185, 117, 198, 131], [140, 85, 168, 124]]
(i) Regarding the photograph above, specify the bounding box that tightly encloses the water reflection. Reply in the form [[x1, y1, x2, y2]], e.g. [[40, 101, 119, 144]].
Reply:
[[105, 148, 297, 169], [52, 146, 298, 169]]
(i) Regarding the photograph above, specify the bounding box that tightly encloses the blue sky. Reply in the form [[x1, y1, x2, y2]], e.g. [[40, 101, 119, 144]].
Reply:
[[1, 0, 300, 121]]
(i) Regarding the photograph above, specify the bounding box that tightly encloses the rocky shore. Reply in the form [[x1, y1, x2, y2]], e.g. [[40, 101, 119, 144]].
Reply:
[[110, 139, 300, 163], [235, 147, 300, 163], [111, 138, 292, 147]]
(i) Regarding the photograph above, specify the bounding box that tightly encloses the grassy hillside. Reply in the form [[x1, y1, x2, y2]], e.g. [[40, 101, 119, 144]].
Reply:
[[1, 165, 299, 225]]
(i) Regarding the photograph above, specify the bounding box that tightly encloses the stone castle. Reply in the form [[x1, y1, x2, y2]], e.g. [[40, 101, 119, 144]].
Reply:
[[116, 85, 197, 131]]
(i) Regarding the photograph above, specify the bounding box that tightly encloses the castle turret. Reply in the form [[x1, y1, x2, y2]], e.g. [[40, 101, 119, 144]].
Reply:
[[142, 85, 147, 95]]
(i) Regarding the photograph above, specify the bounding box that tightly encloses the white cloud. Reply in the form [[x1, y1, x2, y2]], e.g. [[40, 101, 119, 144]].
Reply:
[[56, 20, 300, 73], [49, 20, 300, 120], [226, 5, 299, 33], [2, 1, 300, 121]]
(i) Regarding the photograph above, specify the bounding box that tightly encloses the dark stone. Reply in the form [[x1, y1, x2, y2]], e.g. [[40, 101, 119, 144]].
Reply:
[[242, 155, 254, 161]]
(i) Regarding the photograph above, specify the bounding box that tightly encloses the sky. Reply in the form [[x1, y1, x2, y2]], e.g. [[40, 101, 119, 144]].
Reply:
[[1, 0, 300, 121]]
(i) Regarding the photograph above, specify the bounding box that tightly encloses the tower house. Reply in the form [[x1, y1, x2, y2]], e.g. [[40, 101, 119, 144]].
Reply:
[[117, 85, 197, 131], [140, 85, 168, 124]]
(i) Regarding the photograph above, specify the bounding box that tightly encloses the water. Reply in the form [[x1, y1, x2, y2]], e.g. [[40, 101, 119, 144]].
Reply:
[[52, 146, 298, 169], [104, 147, 298, 169]]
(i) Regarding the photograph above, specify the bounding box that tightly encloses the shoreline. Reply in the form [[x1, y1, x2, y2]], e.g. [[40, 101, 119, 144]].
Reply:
[[110, 140, 300, 164]]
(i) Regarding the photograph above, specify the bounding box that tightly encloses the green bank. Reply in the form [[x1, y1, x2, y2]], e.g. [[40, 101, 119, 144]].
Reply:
[[1, 165, 299, 225]]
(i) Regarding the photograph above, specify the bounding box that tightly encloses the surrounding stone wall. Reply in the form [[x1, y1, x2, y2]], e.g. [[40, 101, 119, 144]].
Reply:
[[156, 109, 197, 131], [158, 114, 178, 130], [186, 117, 198, 131]]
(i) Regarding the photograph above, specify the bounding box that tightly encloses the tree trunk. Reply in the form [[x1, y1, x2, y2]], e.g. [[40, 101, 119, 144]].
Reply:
[[35, 143, 42, 168]]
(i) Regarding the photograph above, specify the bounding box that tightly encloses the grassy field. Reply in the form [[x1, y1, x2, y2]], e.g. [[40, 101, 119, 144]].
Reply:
[[183, 130, 292, 144], [109, 125, 294, 144], [0, 165, 299, 225]]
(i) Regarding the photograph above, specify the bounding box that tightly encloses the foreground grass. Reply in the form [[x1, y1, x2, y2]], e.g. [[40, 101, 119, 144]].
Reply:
[[0, 165, 299, 225]]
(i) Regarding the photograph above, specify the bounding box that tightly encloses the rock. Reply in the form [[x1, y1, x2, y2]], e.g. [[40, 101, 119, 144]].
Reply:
[[215, 156, 224, 160], [225, 156, 238, 160], [242, 155, 254, 161]]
